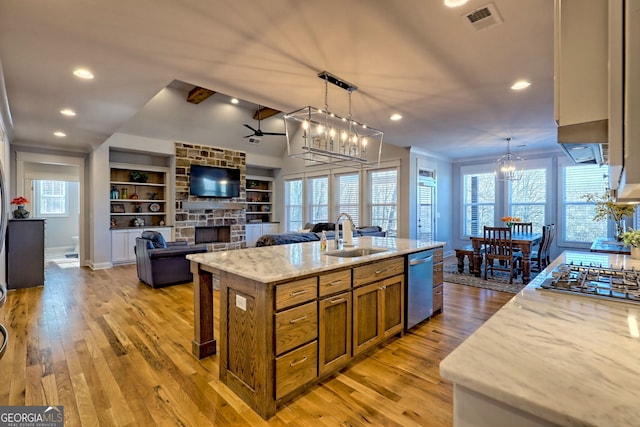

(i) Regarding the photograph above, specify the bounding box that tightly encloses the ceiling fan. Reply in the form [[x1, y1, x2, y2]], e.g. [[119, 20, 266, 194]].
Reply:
[[243, 105, 286, 138]]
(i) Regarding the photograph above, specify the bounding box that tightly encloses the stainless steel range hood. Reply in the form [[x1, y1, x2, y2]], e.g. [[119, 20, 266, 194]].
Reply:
[[557, 119, 608, 164]]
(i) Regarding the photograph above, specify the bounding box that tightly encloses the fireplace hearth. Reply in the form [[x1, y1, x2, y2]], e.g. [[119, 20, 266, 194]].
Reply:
[[195, 226, 231, 244]]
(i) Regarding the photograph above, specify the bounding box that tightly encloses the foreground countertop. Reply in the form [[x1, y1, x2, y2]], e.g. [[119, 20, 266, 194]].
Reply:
[[187, 237, 445, 283], [440, 251, 640, 426]]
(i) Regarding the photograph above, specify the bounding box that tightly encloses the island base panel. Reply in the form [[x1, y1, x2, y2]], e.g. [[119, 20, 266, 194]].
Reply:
[[454, 385, 556, 427], [191, 262, 216, 358], [191, 339, 216, 359]]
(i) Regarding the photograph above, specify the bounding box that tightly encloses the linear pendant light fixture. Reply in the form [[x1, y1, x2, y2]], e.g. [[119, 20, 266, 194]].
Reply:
[[284, 71, 383, 167], [495, 137, 525, 181]]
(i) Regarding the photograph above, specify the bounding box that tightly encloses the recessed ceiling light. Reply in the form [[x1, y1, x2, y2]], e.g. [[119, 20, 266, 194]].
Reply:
[[390, 113, 403, 121], [53, 131, 66, 137], [444, 0, 468, 7], [73, 68, 94, 79], [60, 109, 76, 117], [511, 80, 531, 90], [230, 98, 239, 104]]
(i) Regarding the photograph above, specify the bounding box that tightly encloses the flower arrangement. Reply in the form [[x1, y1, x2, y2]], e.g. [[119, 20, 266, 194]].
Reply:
[[583, 192, 636, 238], [621, 228, 640, 248], [501, 216, 521, 227], [10, 196, 29, 206]]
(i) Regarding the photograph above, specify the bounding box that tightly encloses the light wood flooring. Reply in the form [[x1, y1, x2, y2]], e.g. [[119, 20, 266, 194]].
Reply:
[[0, 262, 512, 426]]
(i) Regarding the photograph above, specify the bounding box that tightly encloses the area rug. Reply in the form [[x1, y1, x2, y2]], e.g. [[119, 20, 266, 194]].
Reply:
[[444, 260, 534, 294]]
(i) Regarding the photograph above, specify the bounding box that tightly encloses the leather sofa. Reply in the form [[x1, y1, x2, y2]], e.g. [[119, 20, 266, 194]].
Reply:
[[135, 231, 208, 288]]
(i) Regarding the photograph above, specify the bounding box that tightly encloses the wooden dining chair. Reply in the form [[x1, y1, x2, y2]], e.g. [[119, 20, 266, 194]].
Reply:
[[531, 224, 556, 273], [483, 226, 520, 284], [511, 222, 533, 234]]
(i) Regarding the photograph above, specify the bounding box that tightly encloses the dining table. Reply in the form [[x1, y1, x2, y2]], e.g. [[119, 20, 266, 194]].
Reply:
[[469, 231, 543, 283]]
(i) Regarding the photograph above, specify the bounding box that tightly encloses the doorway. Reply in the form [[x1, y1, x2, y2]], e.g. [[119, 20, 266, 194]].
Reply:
[[15, 152, 85, 268]]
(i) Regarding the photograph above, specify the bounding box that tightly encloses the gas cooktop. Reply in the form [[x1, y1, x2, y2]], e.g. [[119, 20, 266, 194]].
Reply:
[[539, 262, 640, 304]]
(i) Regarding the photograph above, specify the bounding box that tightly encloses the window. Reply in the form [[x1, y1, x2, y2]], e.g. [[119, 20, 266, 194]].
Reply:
[[508, 168, 546, 231], [37, 180, 67, 216], [308, 176, 329, 224], [335, 172, 359, 227], [462, 171, 495, 236], [369, 168, 397, 236], [562, 164, 608, 242], [285, 178, 303, 231]]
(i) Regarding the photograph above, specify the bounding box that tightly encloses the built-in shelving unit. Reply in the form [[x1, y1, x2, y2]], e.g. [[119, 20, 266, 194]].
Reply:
[[246, 176, 273, 223], [110, 163, 169, 228]]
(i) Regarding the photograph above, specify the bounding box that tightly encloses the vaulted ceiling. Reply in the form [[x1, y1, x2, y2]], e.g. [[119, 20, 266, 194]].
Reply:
[[0, 0, 559, 161]]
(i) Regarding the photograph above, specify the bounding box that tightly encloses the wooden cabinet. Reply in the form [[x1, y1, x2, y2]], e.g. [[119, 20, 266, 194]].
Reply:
[[110, 163, 169, 228], [246, 176, 274, 223], [433, 247, 444, 315], [319, 290, 352, 375], [6, 219, 45, 289], [246, 222, 280, 247], [353, 274, 404, 357], [111, 227, 172, 265]]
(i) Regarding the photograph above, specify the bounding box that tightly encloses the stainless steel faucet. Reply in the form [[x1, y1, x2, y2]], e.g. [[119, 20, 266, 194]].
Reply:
[[335, 212, 355, 249]]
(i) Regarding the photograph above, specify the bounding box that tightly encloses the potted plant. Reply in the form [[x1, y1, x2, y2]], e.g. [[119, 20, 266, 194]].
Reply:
[[621, 228, 640, 259], [583, 192, 636, 240], [10, 196, 30, 219], [130, 170, 149, 183]]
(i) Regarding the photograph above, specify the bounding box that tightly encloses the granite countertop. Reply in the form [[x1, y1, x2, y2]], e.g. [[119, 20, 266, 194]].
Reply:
[[186, 236, 446, 283], [440, 250, 640, 426]]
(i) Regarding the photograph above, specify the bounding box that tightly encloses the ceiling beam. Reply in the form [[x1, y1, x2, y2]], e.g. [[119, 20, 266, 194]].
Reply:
[[187, 87, 216, 104], [253, 107, 280, 120]]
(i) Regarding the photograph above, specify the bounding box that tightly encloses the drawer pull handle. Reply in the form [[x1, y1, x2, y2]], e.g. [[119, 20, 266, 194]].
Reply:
[[290, 356, 307, 367], [329, 297, 345, 304], [289, 315, 308, 324], [290, 289, 308, 297], [378, 285, 386, 290], [329, 280, 343, 286], [375, 268, 388, 274]]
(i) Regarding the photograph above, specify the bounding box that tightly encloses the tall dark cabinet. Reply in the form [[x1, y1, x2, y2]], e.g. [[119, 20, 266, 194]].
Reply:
[[6, 219, 45, 289]]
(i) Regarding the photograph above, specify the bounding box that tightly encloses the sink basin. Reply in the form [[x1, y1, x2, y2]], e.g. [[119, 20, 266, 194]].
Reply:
[[324, 247, 389, 258]]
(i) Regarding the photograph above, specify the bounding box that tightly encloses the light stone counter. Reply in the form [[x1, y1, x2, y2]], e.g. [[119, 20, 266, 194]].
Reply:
[[187, 236, 446, 283], [440, 250, 640, 427]]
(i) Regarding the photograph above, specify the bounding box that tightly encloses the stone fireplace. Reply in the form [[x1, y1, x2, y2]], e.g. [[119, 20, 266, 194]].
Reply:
[[174, 142, 246, 251]]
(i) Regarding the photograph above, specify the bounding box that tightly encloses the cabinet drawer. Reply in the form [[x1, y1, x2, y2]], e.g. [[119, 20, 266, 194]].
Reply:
[[434, 262, 443, 286], [433, 284, 444, 314], [275, 341, 318, 399], [276, 277, 317, 310], [433, 247, 444, 263], [275, 301, 318, 355], [319, 269, 351, 297], [353, 257, 404, 287]]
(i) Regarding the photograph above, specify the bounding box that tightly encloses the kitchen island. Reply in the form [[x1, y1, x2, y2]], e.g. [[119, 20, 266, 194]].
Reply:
[[440, 251, 640, 426], [187, 236, 445, 419]]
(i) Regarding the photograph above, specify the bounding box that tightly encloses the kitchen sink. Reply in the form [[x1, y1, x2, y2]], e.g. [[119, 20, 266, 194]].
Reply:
[[324, 247, 389, 258]]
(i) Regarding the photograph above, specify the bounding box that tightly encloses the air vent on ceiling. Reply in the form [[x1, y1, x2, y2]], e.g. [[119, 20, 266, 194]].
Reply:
[[247, 136, 261, 145], [464, 3, 503, 31]]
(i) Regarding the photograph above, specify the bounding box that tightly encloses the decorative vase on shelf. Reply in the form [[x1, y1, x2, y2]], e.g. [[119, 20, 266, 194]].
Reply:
[[13, 205, 30, 219], [631, 247, 640, 260]]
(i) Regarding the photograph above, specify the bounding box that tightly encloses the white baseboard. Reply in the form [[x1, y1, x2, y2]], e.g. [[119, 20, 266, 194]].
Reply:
[[89, 261, 112, 270]]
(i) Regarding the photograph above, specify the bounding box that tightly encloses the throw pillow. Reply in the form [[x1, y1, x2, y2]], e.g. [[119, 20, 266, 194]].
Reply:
[[141, 231, 167, 248]]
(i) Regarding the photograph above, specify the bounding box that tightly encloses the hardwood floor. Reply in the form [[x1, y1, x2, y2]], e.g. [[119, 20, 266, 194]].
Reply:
[[0, 262, 513, 426]]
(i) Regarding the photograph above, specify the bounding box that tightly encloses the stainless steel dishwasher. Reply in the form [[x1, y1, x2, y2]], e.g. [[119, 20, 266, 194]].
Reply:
[[405, 250, 434, 329]]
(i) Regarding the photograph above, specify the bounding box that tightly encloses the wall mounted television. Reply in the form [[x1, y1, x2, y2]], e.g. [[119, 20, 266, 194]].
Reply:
[[189, 165, 241, 198]]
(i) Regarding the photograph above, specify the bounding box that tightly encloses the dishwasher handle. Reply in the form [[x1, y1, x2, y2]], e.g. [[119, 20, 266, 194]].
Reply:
[[409, 255, 433, 266]]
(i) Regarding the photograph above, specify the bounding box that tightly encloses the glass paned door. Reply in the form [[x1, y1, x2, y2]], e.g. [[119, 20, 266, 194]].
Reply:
[[418, 169, 435, 240]]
